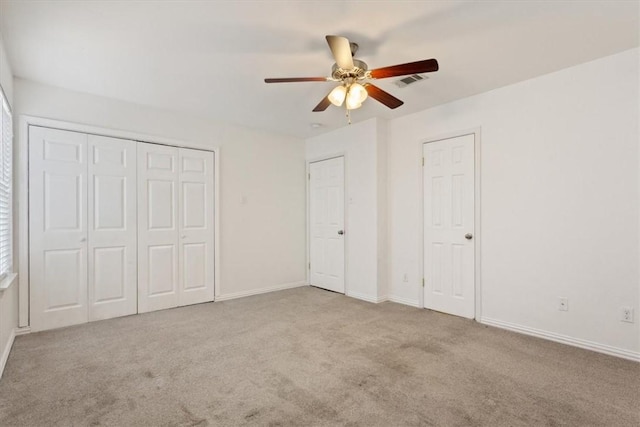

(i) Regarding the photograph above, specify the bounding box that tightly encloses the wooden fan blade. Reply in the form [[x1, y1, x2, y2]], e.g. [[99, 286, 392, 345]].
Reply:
[[326, 35, 354, 70], [369, 59, 439, 79], [264, 77, 328, 83], [313, 95, 332, 112], [364, 83, 404, 109]]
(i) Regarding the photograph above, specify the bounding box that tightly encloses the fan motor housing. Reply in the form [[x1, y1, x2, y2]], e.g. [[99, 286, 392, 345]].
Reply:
[[331, 59, 368, 80]]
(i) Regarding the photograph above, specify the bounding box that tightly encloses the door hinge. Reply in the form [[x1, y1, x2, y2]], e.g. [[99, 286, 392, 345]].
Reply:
[[422, 278, 425, 287], [308, 172, 310, 180], [422, 157, 424, 166], [308, 262, 311, 269]]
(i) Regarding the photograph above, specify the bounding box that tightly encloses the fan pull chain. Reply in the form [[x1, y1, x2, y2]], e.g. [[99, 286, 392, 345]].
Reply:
[[346, 108, 351, 125]]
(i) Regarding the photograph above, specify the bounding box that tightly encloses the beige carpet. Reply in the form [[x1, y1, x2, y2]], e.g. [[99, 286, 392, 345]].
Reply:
[[1, 286, 638, 426]]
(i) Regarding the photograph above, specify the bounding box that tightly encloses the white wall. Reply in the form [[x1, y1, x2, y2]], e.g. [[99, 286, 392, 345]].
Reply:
[[387, 48, 639, 357], [0, 279, 16, 375], [0, 32, 18, 376], [0, 34, 12, 103], [376, 119, 388, 301], [306, 118, 387, 302], [15, 79, 307, 309]]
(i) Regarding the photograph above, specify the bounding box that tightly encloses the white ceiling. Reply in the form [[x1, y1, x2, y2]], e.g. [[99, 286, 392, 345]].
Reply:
[[1, 1, 638, 139]]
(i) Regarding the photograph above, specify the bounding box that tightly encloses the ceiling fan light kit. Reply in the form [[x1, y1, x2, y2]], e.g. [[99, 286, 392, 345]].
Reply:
[[329, 81, 368, 107], [264, 35, 439, 124]]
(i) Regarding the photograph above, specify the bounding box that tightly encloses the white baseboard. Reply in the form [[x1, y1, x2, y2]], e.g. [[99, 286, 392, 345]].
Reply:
[[481, 317, 640, 362], [388, 295, 421, 308], [15, 326, 30, 336], [215, 281, 308, 302], [346, 291, 387, 304], [0, 327, 16, 379]]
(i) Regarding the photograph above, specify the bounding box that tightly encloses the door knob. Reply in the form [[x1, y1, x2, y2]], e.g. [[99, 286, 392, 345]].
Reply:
[[465, 233, 473, 240], [338, 230, 344, 235], [80, 237, 86, 243]]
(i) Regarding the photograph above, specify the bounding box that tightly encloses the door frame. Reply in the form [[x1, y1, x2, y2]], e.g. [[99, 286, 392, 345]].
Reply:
[[305, 153, 348, 294], [419, 128, 482, 320], [18, 115, 221, 329]]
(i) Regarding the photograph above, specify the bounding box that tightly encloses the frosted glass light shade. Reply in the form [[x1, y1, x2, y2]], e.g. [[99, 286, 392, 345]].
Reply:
[[345, 97, 362, 110], [350, 83, 368, 102], [328, 85, 347, 106], [345, 83, 367, 110]]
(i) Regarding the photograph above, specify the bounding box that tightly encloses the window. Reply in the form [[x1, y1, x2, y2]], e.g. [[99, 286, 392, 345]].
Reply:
[[0, 89, 12, 279]]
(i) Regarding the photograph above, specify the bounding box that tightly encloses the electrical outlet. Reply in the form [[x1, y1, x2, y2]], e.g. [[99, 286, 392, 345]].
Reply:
[[558, 297, 568, 311], [621, 307, 634, 323]]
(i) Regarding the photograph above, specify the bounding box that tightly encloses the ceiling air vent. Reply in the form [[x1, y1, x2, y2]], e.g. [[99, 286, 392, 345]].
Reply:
[[394, 74, 428, 88]]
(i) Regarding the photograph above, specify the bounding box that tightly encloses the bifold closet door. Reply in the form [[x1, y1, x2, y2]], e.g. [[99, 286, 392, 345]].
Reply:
[[87, 135, 137, 321], [137, 143, 215, 313], [137, 143, 180, 313], [178, 148, 214, 306], [29, 129, 213, 329], [29, 126, 88, 331], [29, 127, 138, 331]]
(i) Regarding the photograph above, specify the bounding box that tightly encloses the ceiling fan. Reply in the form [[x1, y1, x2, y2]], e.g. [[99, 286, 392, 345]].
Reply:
[[264, 35, 439, 122]]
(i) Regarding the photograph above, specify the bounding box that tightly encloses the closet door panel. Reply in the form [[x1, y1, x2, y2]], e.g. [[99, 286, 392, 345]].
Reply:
[[178, 148, 214, 306], [138, 143, 179, 313], [88, 135, 137, 321], [29, 126, 88, 331]]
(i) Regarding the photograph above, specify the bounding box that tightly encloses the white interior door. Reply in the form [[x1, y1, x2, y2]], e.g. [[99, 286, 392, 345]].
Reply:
[[178, 148, 214, 306], [87, 135, 137, 321], [137, 142, 179, 313], [29, 126, 88, 331], [423, 134, 475, 319], [309, 157, 345, 293]]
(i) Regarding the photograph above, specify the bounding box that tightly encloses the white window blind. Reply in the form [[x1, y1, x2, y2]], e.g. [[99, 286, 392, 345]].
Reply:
[[0, 91, 12, 279]]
